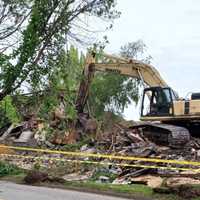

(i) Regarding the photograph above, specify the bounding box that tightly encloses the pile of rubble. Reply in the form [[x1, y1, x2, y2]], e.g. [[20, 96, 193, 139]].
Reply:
[[0, 107, 97, 147], [77, 122, 200, 188], [1, 111, 200, 190], [97, 121, 200, 159]]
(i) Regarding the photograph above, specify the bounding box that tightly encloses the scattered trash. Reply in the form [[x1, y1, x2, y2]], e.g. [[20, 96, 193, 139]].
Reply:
[[98, 176, 110, 183]]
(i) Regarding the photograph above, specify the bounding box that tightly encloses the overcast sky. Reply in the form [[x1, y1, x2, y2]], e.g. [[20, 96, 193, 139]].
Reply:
[[102, 0, 200, 120]]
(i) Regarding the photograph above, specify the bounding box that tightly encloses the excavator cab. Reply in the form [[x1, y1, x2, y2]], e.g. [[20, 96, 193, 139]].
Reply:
[[141, 87, 177, 117]]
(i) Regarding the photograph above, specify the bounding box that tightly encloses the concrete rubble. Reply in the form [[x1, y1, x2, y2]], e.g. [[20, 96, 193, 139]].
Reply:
[[62, 172, 92, 182]]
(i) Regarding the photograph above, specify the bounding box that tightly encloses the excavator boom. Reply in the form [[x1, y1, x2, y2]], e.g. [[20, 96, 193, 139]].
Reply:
[[95, 53, 167, 87], [75, 52, 167, 113]]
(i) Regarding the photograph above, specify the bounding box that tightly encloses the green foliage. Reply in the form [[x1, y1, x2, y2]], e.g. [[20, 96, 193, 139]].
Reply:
[[38, 91, 59, 119], [0, 96, 20, 127], [1, 0, 52, 95], [90, 73, 140, 118], [64, 181, 180, 200], [49, 46, 82, 93], [41, 41, 150, 120], [38, 46, 83, 120], [89, 40, 151, 118], [64, 181, 153, 197], [65, 105, 77, 121], [0, 161, 23, 177], [0, 0, 119, 101]]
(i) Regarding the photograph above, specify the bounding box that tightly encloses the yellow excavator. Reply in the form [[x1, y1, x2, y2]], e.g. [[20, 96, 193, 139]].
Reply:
[[76, 52, 200, 148]]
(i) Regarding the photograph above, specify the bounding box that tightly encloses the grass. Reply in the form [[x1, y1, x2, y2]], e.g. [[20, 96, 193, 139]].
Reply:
[[65, 181, 152, 195], [192, 184, 200, 189], [0, 173, 26, 183], [63, 181, 180, 200], [0, 161, 24, 177], [189, 185, 200, 200]]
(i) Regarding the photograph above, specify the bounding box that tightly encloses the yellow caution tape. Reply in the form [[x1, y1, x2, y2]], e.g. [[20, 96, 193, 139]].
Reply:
[[0, 145, 200, 167], [1, 153, 200, 172]]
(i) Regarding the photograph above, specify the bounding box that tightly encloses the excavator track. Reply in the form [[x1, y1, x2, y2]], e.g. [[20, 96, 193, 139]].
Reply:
[[130, 123, 190, 148]]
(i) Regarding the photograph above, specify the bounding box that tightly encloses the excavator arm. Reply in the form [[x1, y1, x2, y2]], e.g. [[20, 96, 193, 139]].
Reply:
[[94, 53, 167, 87], [75, 52, 168, 114]]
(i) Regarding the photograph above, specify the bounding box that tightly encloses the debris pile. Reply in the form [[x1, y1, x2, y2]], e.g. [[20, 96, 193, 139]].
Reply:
[[91, 122, 200, 188], [97, 122, 200, 160], [0, 109, 97, 147], [1, 115, 200, 193]]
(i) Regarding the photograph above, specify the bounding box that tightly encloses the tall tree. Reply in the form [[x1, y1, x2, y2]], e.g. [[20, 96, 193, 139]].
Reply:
[[38, 45, 83, 119], [0, 0, 119, 101], [89, 40, 152, 118]]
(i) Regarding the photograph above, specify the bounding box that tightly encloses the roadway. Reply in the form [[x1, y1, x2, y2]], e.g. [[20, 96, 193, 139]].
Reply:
[[0, 181, 131, 200]]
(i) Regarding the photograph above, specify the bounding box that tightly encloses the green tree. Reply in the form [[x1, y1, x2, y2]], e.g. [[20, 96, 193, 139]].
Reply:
[[0, 96, 20, 127], [0, 0, 119, 101], [39, 45, 83, 120], [89, 40, 152, 118]]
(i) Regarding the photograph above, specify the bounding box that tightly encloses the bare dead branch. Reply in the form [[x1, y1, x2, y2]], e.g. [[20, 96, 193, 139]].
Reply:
[[0, 41, 18, 53], [0, 11, 31, 40]]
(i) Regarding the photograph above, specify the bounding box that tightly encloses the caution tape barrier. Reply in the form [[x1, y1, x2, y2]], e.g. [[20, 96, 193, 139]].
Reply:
[[1, 153, 200, 172], [0, 145, 200, 167]]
